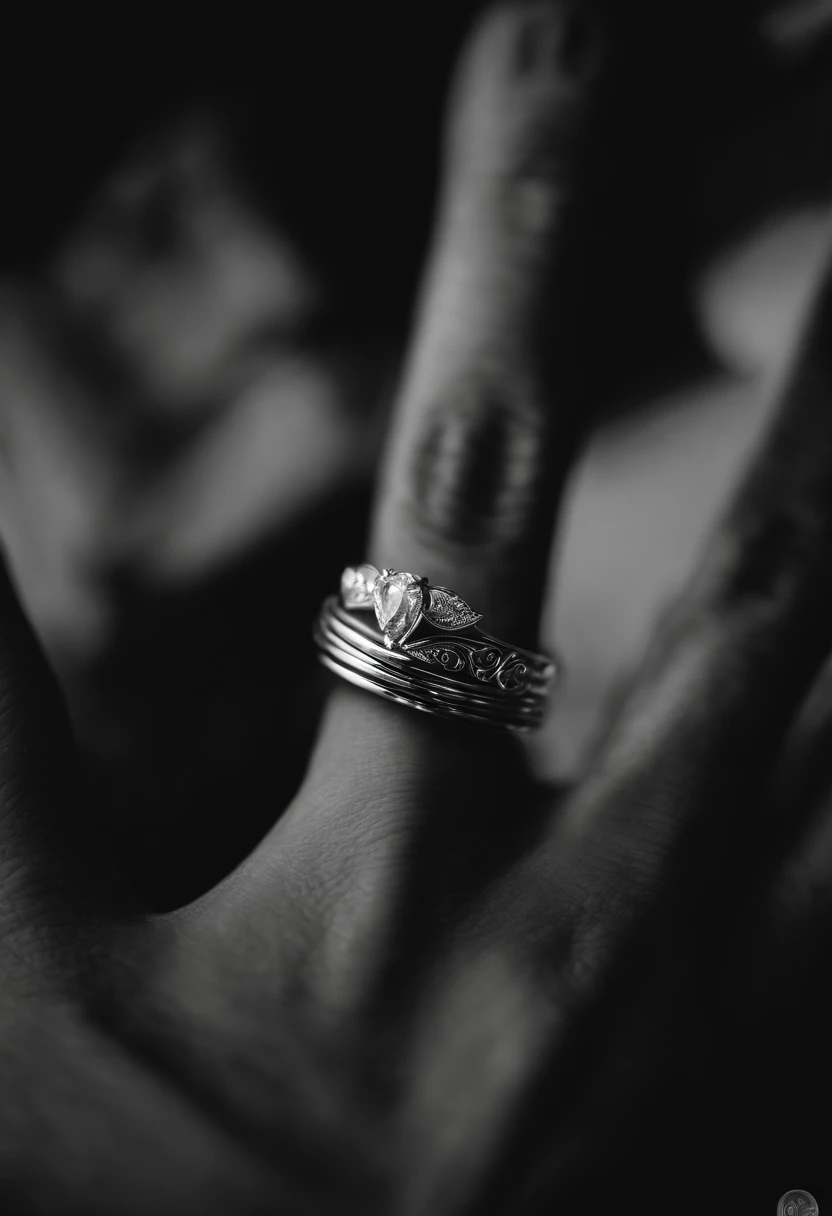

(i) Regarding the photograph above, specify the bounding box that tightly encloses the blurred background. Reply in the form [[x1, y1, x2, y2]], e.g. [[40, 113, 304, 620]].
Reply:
[[2, 0, 832, 907]]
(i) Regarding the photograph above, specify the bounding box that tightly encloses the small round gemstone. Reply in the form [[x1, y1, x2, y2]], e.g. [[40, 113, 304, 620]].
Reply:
[[340, 564, 380, 608]]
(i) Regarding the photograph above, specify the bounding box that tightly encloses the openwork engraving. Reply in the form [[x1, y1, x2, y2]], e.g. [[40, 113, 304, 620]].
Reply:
[[408, 637, 531, 693], [422, 587, 483, 631]]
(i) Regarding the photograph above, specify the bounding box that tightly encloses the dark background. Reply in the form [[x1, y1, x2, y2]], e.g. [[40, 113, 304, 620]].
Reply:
[[2, 0, 832, 909]]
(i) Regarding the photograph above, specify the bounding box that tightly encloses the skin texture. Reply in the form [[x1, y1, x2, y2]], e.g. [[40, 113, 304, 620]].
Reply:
[[2, 4, 832, 1212]]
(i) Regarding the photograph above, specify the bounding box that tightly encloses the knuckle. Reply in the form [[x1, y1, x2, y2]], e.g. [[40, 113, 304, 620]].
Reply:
[[448, 4, 593, 245], [402, 380, 545, 553], [457, 98, 583, 249], [495, 166, 571, 247], [699, 499, 832, 643]]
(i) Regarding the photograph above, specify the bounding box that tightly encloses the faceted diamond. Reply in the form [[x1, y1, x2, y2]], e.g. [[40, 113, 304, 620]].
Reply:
[[340, 564, 380, 609], [373, 571, 424, 646]]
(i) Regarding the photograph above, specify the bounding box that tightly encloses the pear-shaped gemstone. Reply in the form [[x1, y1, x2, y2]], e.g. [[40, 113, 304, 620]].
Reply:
[[373, 571, 423, 646]]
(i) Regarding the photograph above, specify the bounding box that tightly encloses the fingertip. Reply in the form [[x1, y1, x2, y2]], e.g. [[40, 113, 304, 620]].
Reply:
[[445, 1, 603, 224]]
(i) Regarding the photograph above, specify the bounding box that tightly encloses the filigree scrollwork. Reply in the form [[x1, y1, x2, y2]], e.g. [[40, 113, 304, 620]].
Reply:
[[407, 637, 531, 694]]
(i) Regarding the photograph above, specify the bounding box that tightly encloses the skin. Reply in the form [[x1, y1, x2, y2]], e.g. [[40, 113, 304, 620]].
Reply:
[[2, 4, 832, 1212]]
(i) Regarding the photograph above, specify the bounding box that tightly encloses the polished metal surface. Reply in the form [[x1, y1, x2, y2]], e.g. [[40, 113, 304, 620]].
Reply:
[[314, 565, 557, 731]]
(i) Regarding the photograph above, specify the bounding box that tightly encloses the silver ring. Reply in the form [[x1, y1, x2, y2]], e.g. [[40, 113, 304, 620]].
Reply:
[[313, 565, 557, 731]]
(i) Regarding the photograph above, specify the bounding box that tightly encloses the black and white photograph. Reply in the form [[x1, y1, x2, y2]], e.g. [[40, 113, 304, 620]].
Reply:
[[1, 2, 831, 1212]]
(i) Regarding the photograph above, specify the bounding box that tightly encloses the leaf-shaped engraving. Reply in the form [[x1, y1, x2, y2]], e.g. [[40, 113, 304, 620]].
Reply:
[[422, 588, 483, 631]]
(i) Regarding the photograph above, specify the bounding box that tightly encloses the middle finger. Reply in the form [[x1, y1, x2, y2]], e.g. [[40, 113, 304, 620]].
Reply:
[[196, 1, 609, 973]]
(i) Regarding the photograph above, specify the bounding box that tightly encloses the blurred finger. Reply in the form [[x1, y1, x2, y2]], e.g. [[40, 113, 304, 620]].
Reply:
[[544, 229, 832, 941], [304, 0, 605, 806], [367, 0, 601, 647], [295, 0, 604, 872], [0, 558, 130, 962], [753, 660, 832, 957], [202, 1, 606, 963]]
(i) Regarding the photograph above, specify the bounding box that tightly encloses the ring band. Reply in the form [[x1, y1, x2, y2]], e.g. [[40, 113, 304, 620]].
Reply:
[[313, 565, 557, 731]]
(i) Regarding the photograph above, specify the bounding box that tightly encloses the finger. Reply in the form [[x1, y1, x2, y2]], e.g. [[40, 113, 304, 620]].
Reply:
[[296, 0, 603, 884], [538, 230, 832, 950], [751, 661, 832, 962], [302, 0, 605, 815], [368, 0, 602, 647], [0, 557, 131, 960], [197, 2, 606, 967]]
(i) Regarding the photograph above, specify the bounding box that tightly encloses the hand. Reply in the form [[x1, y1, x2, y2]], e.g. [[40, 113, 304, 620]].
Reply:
[[5, 1, 832, 908], [2, 5, 832, 1212]]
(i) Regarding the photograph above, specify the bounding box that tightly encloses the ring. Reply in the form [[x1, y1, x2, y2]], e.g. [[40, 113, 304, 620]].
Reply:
[[313, 564, 557, 730]]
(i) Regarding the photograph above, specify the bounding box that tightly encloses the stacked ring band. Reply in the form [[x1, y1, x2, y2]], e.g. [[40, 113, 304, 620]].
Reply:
[[313, 565, 557, 731]]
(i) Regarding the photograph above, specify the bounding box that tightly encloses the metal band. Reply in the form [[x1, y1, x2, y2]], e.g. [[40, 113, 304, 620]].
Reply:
[[313, 565, 558, 732]]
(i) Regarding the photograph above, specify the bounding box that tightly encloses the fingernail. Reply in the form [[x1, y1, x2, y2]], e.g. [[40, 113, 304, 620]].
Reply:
[[515, 2, 602, 81]]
